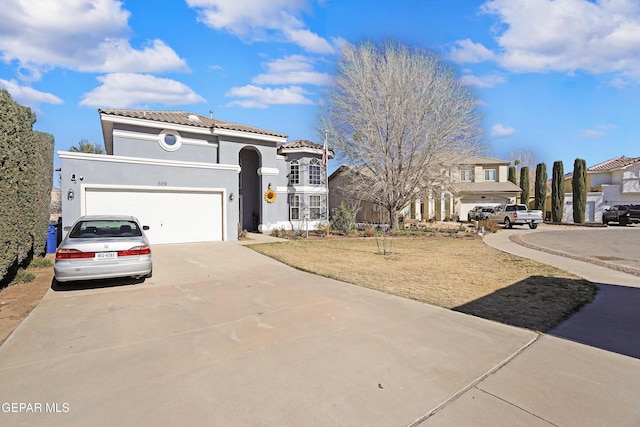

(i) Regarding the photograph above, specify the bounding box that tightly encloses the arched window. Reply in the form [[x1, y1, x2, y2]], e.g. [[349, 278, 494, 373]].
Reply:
[[309, 159, 321, 185], [290, 160, 299, 185]]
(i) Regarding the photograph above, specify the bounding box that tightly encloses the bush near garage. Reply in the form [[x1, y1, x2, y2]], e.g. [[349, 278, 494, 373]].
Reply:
[[0, 89, 54, 287]]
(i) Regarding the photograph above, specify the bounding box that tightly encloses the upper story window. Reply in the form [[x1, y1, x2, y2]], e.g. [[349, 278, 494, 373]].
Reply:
[[309, 159, 321, 185], [484, 169, 497, 181], [159, 129, 181, 152], [460, 169, 473, 182], [289, 160, 299, 185]]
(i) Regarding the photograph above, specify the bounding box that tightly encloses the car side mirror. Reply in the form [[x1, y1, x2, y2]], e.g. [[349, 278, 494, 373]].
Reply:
[[143, 225, 150, 230], [63, 226, 71, 231]]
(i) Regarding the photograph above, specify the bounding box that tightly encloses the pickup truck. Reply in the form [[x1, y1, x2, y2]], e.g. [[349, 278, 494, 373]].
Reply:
[[602, 205, 640, 226], [485, 204, 544, 229]]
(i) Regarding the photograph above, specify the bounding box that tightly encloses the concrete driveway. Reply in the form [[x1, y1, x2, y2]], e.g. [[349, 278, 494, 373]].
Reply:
[[1, 236, 639, 426]]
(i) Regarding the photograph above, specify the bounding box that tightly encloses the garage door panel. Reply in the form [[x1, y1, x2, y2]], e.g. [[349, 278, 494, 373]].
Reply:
[[84, 188, 223, 244]]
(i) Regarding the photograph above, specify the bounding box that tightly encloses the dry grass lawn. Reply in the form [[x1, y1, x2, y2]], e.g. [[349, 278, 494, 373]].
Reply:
[[250, 235, 597, 332]]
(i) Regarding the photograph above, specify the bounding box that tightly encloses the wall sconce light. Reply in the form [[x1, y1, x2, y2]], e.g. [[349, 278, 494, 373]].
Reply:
[[229, 192, 234, 202], [67, 189, 74, 201], [268, 183, 272, 190]]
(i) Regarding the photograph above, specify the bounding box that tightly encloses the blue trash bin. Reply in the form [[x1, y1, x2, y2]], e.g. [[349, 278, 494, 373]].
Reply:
[[46, 224, 57, 253]]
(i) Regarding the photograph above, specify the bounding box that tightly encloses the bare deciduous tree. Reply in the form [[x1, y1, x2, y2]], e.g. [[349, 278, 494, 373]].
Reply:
[[320, 41, 484, 228]]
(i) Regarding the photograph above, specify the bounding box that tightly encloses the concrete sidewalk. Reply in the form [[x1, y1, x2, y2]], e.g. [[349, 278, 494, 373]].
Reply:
[[484, 226, 640, 359], [0, 234, 638, 426]]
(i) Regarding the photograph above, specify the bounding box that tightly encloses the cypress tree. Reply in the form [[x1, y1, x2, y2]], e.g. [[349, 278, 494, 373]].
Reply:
[[507, 166, 517, 185], [551, 161, 564, 222], [572, 158, 587, 223], [519, 166, 530, 207], [534, 163, 547, 212]]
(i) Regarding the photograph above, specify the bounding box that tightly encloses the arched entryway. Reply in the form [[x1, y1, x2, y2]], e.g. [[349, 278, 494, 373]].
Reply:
[[239, 148, 261, 232]]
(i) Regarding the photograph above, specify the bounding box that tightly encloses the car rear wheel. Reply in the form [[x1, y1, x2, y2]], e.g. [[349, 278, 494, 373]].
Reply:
[[602, 217, 608, 225], [529, 222, 538, 229], [504, 217, 512, 229]]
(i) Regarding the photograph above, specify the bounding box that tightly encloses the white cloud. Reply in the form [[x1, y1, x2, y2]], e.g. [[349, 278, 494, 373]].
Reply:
[[478, 0, 640, 79], [252, 55, 332, 85], [491, 123, 515, 137], [451, 1, 640, 82], [0, 0, 187, 80], [0, 79, 63, 110], [581, 129, 605, 138], [80, 74, 206, 108], [225, 85, 313, 108], [186, 0, 340, 54], [460, 73, 506, 88], [581, 123, 616, 138], [449, 39, 497, 64]]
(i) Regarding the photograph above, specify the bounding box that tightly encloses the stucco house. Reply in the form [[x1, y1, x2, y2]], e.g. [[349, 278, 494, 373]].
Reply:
[[328, 156, 521, 223], [58, 109, 332, 244], [561, 155, 640, 223]]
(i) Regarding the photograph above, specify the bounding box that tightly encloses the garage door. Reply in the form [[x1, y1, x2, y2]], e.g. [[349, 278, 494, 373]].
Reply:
[[84, 187, 224, 244]]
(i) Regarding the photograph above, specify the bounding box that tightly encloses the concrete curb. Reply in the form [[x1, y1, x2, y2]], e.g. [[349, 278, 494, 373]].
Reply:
[[509, 233, 640, 277]]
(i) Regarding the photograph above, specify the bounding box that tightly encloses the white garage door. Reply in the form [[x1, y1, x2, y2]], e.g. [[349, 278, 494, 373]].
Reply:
[[84, 187, 224, 244]]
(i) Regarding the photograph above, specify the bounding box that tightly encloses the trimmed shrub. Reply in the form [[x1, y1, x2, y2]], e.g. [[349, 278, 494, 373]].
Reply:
[[0, 90, 54, 285], [331, 201, 357, 235]]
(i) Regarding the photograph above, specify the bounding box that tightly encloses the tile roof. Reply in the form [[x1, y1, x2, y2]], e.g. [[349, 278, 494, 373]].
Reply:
[[588, 155, 640, 172], [459, 156, 511, 166], [278, 139, 335, 157], [99, 109, 287, 138], [280, 139, 323, 150]]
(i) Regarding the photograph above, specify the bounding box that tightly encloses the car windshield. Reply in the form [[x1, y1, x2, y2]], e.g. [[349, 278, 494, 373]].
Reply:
[[69, 220, 142, 238]]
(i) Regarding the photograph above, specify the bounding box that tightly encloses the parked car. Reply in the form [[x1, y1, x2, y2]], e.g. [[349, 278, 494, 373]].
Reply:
[[467, 205, 495, 222], [485, 204, 544, 229], [602, 205, 640, 226], [54, 215, 152, 283]]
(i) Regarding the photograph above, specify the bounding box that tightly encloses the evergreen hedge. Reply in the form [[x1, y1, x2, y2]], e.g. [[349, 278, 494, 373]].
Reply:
[[0, 90, 54, 283]]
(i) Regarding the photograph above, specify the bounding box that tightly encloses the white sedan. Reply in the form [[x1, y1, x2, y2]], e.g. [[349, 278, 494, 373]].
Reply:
[[54, 215, 152, 283]]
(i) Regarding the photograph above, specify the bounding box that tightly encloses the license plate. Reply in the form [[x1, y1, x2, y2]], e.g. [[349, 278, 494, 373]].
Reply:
[[95, 252, 117, 260]]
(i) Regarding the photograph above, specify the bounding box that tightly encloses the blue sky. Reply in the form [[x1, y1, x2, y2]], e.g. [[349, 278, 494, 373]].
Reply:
[[2, 0, 639, 175]]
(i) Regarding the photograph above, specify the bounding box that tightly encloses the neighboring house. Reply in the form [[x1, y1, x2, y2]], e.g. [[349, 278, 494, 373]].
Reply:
[[559, 155, 640, 223], [448, 156, 522, 221], [328, 165, 386, 223], [328, 156, 520, 223], [58, 109, 331, 244]]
